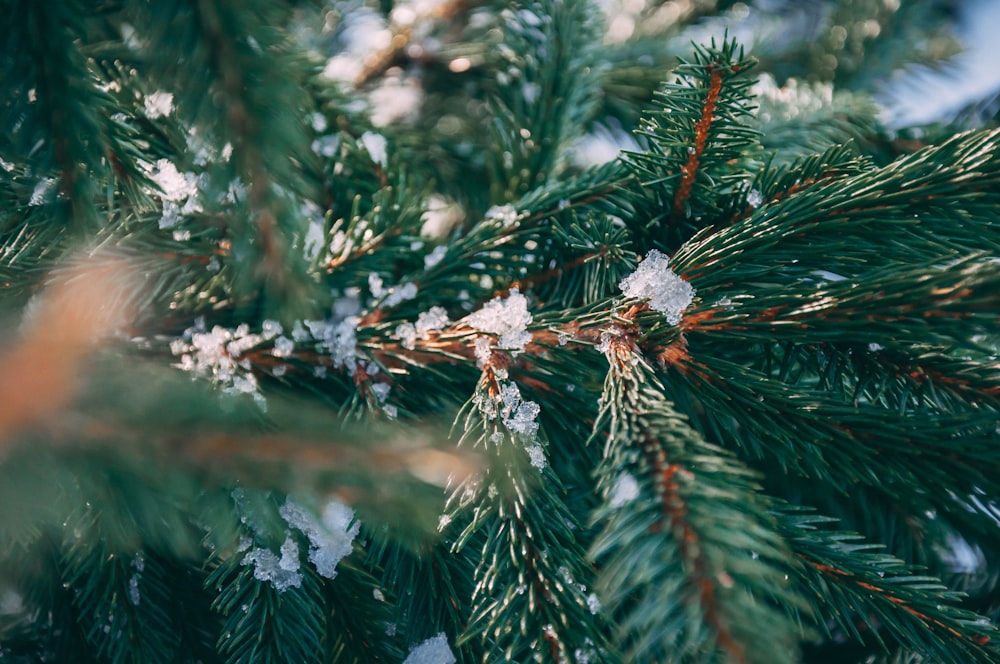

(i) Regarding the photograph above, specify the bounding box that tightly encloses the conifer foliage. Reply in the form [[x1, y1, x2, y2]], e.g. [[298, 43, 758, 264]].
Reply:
[[1, 1, 999, 662]]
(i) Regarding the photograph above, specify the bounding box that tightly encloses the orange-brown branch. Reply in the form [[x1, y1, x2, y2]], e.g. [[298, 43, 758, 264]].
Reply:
[[655, 459, 745, 663], [672, 68, 723, 218], [801, 554, 968, 641]]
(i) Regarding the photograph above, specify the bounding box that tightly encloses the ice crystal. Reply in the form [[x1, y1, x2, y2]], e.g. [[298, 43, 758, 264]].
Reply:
[[148, 159, 199, 202], [525, 444, 547, 470], [241, 536, 303, 592], [171, 322, 266, 403], [473, 336, 493, 367], [402, 633, 456, 664], [499, 381, 540, 439], [747, 189, 763, 208], [370, 382, 391, 403], [127, 557, 144, 606], [618, 249, 695, 325], [279, 499, 359, 580], [465, 288, 532, 352]]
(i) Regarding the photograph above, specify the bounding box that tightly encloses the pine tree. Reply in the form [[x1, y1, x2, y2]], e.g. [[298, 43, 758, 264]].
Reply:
[[2, 1, 999, 663]]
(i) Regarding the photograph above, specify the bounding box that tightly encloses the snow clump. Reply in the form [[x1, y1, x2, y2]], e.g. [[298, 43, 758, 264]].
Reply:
[[465, 288, 533, 353], [402, 633, 456, 664], [279, 499, 360, 580], [618, 249, 695, 325]]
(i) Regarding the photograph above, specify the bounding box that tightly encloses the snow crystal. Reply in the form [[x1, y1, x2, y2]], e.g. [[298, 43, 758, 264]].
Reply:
[[149, 159, 199, 202], [241, 537, 303, 592], [595, 330, 615, 355], [415, 306, 449, 335], [747, 189, 763, 208], [499, 381, 540, 439], [525, 444, 547, 470], [291, 321, 310, 342], [473, 336, 493, 367], [402, 633, 456, 664], [382, 282, 418, 308], [587, 592, 601, 614], [868, 342, 884, 352], [303, 316, 359, 369], [465, 288, 533, 352], [424, 245, 448, 270], [396, 322, 417, 350], [370, 382, 391, 402], [311, 134, 340, 158], [437, 514, 452, 531], [272, 336, 294, 358], [369, 272, 386, 298], [279, 499, 359, 580], [483, 204, 520, 227], [171, 322, 267, 402], [360, 131, 387, 167], [609, 473, 640, 508], [143, 91, 174, 119], [618, 250, 695, 325], [127, 557, 143, 606]]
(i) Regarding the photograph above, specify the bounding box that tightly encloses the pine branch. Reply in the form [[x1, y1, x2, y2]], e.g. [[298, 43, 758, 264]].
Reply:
[[589, 322, 803, 663], [3, 0, 112, 231], [137, 0, 320, 316], [447, 358, 609, 662], [775, 505, 999, 663], [485, 0, 604, 202], [61, 514, 183, 664], [623, 36, 759, 248]]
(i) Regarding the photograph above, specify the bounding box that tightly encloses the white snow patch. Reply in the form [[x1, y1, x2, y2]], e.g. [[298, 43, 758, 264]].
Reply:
[[483, 204, 520, 227], [279, 499, 359, 580], [609, 472, 640, 508], [415, 306, 449, 335], [423, 245, 448, 270], [396, 322, 418, 350], [618, 250, 695, 325], [420, 195, 465, 238], [587, 592, 601, 614], [465, 288, 533, 352], [499, 381, 540, 439], [369, 77, 423, 127], [525, 443, 547, 470], [143, 91, 174, 119], [241, 535, 303, 592], [360, 132, 387, 167], [403, 633, 456, 664]]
